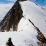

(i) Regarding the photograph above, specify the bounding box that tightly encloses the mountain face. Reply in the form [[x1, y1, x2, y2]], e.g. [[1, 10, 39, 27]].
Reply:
[[0, 0, 25, 32], [0, 0, 46, 46], [19, 1, 46, 46]]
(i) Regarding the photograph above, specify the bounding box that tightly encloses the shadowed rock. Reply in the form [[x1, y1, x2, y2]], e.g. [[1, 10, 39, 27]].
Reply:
[[28, 19, 46, 46], [0, 0, 26, 32]]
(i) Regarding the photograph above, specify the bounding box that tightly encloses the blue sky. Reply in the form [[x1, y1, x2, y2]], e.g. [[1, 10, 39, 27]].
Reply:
[[0, 0, 15, 3], [30, 0, 46, 5], [35, 0, 46, 5], [0, 0, 46, 5]]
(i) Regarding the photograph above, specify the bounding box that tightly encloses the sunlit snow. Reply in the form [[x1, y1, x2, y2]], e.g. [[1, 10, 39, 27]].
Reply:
[[0, 1, 46, 46]]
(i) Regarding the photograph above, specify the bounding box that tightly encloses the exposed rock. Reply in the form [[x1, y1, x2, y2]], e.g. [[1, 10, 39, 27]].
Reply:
[[0, 0, 26, 32], [37, 42, 44, 46], [28, 19, 46, 45]]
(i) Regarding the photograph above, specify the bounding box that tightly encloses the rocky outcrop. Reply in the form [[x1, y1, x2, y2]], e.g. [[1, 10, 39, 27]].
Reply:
[[37, 42, 44, 46], [28, 19, 46, 46], [0, 0, 26, 32]]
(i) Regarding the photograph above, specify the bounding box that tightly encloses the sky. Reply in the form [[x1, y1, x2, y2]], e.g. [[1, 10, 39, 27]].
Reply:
[[0, 0, 46, 5], [0, 0, 16, 4], [0, 0, 46, 20], [30, 0, 46, 5]]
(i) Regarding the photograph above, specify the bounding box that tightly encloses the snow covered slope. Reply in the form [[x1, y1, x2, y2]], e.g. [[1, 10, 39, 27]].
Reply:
[[0, 21, 38, 46], [0, 1, 46, 46], [20, 1, 46, 38], [41, 7, 46, 13], [0, 17, 38, 46]]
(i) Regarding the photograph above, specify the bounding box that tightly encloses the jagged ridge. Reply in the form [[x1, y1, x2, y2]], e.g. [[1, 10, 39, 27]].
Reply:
[[28, 19, 46, 46], [0, 0, 23, 32]]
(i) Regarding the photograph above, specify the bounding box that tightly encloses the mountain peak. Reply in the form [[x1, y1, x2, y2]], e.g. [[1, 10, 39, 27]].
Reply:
[[0, 0, 23, 32]]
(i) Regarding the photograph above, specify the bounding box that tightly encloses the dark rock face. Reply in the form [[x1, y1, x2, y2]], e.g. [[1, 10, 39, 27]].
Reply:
[[0, 0, 24, 32], [37, 42, 44, 46], [28, 19, 46, 46]]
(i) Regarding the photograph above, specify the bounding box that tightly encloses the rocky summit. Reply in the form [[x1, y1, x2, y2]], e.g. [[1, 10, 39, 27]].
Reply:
[[0, 0, 26, 32]]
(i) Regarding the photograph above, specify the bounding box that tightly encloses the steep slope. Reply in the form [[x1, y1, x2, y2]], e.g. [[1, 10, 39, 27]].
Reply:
[[18, 1, 46, 45], [0, 20, 38, 46], [20, 1, 46, 38], [0, 1, 46, 46], [0, 1, 23, 32]]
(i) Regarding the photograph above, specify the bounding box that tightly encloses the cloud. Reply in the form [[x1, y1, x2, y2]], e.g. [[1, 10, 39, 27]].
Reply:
[[0, 3, 14, 20], [7, 0, 17, 2], [0, 0, 16, 21]]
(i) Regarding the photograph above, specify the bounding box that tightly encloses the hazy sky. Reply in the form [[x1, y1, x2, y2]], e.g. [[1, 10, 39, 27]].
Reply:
[[0, 0, 46, 5]]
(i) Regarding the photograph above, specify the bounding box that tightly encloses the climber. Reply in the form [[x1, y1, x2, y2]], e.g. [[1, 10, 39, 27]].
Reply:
[[6, 37, 14, 46]]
